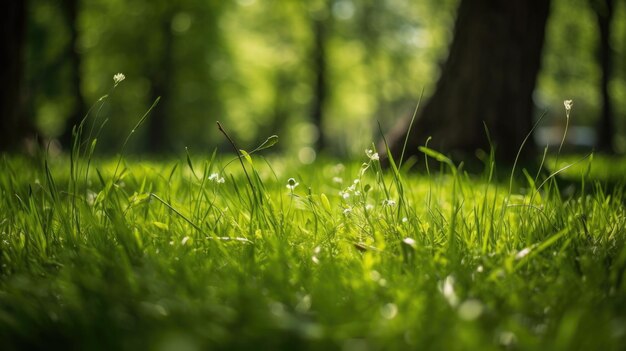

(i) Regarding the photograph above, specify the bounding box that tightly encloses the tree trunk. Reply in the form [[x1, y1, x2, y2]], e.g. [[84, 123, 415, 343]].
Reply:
[[0, 0, 28, 151], [147, 16, 175, 154], [590, 0, 615, 153], [310, 11, 329, 152], [60, 0, 87, 149], [386, 0, 551, 164]]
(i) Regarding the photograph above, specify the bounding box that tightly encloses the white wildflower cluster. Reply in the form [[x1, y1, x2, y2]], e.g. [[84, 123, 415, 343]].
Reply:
[[113, 73, 126, 85], [286, 177, 299, 191], [365, 149, 379, 161], [382, 199, 396, 207], [339, 179, 362, 199], [208, 173, 225, 184]]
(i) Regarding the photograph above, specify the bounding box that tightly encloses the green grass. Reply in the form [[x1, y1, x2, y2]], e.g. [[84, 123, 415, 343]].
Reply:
[[1, 141, 625, 350]]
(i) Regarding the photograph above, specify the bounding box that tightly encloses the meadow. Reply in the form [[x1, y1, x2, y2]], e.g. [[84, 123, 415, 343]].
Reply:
[[1, 129, 625, 350]]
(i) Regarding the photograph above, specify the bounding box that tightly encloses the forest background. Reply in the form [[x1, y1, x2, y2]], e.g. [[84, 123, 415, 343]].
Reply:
[[3, 0, 626, 160]]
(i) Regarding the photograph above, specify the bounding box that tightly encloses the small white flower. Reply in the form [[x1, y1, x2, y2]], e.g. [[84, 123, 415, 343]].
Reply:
[[286, 177, 299, 191], [402, 237, 416, 247], [339, 191, 350, 199], [113, 73, 126, 85], [402, 217, 408, 223], [563, 99, 573, 120], [563, 99, 573, 112], [365, 204, 374, 211], [365, 149, 380, 161], [343, 207, 352, 215], [332, 177, 343, 184], [382, 199, 396, 207], [208, 173, 225, 184]]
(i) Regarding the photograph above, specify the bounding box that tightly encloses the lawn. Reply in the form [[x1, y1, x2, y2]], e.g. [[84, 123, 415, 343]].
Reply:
[[1, 143, 625, 350]]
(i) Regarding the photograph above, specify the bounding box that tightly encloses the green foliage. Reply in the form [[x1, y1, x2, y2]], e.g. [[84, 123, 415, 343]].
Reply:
[[1, 132, 626, 349], [538, 0, 626, 150], [25, 0, 626, 155], [26, 0, 458, 155]]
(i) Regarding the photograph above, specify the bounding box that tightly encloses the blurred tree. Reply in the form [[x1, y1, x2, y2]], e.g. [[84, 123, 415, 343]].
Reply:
[[1, 0, 30, 151], [21, 0, 624, 156], [387, 0, 551, 163], [590, 0, 616, 153], [309, 2, 331, 152], [59, 0, 86, 149], [146, 5, 176, 154], [72, 0, 229, 153]]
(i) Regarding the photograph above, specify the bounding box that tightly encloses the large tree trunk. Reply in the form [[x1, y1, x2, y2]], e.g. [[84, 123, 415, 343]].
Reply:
[[387, 0, 551, 164], [0, 0, 28, 151], [590, 0, 615, 153]]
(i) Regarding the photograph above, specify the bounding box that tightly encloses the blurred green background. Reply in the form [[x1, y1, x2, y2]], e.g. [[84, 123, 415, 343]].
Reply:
[[22, 0, 626, 159]]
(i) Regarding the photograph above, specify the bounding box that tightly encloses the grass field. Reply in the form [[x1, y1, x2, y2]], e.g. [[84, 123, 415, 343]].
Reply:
[[1, 139, 625, 350]]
